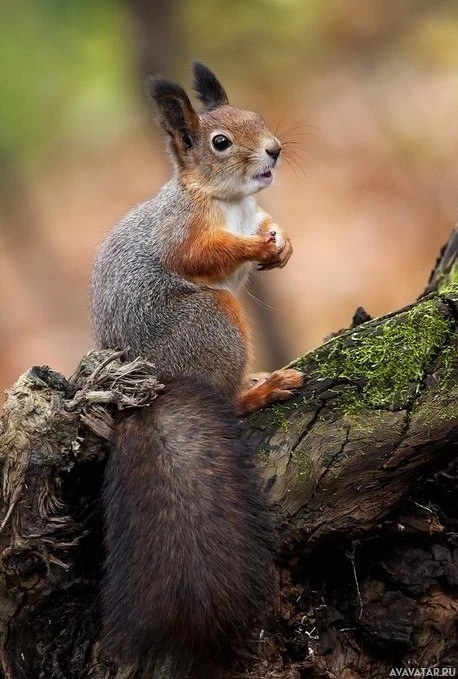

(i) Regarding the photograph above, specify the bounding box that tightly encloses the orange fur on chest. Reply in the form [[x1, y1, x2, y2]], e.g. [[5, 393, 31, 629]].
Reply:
[[163, 207, 261, 285]]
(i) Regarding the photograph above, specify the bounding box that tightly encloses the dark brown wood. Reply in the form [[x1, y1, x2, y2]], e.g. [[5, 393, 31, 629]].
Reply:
[[1, 234, 458, 677]]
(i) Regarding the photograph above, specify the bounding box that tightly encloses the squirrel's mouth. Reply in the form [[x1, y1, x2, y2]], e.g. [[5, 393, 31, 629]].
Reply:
[[253, 169, 273, 187]]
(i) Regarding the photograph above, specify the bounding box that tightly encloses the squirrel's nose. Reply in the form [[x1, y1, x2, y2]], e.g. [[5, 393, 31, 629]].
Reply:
[[266, 144, 281, 162]]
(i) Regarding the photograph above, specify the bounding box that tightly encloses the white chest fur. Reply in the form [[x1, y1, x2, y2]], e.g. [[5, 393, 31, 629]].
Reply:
[[211, 197, 261, 293], [219, 196, 259, 237]]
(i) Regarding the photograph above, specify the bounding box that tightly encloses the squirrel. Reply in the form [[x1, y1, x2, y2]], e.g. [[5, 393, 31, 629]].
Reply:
[[90, 62, 304, 678]]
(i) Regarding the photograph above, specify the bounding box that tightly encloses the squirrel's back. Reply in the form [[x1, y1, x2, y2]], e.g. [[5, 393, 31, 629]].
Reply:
[[102, 377, 272, 677], [91, 179, 247, 396], [91, 179, 196, 356]]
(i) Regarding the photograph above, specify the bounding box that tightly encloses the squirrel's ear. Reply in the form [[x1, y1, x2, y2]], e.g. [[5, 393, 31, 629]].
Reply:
[[192, 62, 229, 111], [149, 76, 199, 156]]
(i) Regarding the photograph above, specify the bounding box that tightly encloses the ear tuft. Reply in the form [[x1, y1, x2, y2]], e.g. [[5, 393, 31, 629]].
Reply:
[[147, 74, 199, 142], [192, 62, 229, 111], [149, 76, 187, 109]]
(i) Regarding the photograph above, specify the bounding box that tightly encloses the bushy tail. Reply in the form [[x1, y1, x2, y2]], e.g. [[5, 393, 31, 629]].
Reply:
[[101, 377, 272, 677]]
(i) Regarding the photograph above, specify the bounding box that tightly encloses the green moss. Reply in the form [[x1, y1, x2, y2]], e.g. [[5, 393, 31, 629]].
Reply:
[[291, 450, 312, 478], [437, 341, 457, 386], [271, 404, 291, 432], [437, 399, 458, 421], [438, 262, 458, 295], [313, 299, 452, 411], [256, 449, 269, 465]]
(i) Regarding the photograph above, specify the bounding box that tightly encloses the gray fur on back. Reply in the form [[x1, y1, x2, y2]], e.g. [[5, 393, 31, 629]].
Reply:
[[91, 179, 246, 396]]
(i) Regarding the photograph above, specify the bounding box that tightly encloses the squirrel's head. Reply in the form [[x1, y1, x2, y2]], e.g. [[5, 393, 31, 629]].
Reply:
[[149, 63, 281, 200]]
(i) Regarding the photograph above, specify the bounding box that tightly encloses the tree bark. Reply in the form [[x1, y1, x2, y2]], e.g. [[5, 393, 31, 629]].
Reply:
[[1, 231, 458, 678]]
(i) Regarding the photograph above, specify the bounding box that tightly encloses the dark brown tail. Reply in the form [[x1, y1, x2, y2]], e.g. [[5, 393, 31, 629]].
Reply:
[[101, 376, 272, 677]]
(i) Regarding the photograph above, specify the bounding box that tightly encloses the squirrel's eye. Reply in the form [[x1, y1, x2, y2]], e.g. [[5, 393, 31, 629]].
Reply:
[[212, 134, 232, 151]]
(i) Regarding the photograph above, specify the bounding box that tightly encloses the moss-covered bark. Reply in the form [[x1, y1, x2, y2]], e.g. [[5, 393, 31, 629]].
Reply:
[[245, 292, 458, 557]]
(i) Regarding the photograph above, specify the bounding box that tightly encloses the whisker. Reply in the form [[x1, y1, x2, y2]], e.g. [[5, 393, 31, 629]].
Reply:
[[278, 119, 319, 149], [244, 287, 277, 311], [282, 144, 306, 159], [278, 115, 316, 133], [280, 128, 316, 143], [274, 105, 292, 138], [283, 147, 306, 163], [284, 155, 299, 177], [282, 148, 307, 176], [281, 140, 307, 149]]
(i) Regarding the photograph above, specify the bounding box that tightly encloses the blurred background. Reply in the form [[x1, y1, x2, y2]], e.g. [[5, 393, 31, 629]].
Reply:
[[1, 0, 458, 400]]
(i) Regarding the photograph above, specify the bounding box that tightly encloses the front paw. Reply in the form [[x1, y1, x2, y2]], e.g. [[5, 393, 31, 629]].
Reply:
[[257, 226, 293, 270]]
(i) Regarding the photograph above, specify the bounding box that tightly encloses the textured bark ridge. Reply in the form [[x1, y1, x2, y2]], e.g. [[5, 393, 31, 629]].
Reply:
[[250, 293, 458, 549], [1, 230, 458, 678]]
